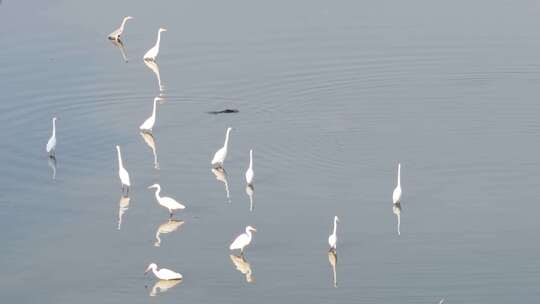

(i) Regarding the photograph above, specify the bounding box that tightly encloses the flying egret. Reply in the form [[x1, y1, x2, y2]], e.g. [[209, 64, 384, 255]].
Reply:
[[230, 254, 254, 283], [229, 225, 257, 254], [148, 184, 185, 217], [328, 216, 339, 251], [108, 16, 133, 41], [144, 27, 167, 61], [139, 97, 162, 131], [245, 149, 254, 185], [154, 219, 184, 247], [211, 127, 232, 168], [145, 263, 182, 280], [392, 163, 402, 204], [116, 145, 131, 195], [46, 116, 57, 157]]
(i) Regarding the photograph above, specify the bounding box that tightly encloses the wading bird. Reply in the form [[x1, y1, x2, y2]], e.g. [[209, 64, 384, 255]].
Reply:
[[144, 28, 167, 61], [108, 16, 133, 41], [145, 263, 182, 280], [46, 117, 57, 157], [116, 145, 131, 195], [392, 163, 402, 204], [148, 184, 185, 217], [211, 127, 232, 168], [328, 216, 339, 251], [229, 225, 257, 254]]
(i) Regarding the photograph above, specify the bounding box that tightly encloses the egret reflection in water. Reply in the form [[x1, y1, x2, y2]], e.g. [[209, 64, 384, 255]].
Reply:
[[47, 155, 57, 180], [139, 131, 159, 169], [393, 202, 402, 236], [212, 168, 231, 203], [148, 279, 182, 296], [154, 219, 184, 247], [230, 254, 254, 283], [144, 58, 164, 92], [117, 195, 131, 230], [328, 250, 337, 288], [245, 184, 254, 212], [109, 39, 128, 62]]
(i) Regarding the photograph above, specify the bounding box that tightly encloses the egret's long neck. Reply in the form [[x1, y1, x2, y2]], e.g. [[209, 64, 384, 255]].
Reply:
[[152, 100, 157, 118], [248, 150, 253, 169], [52, 119, 56, 137], [224, 130, 230, 149], [120, 18, 129, 31], [152, 266, 160, 278], [245, 229, 252, 239], [154, 187, 161, 200], [397, 164, 401, 187], [117, 148, 124, 169], [155, 31, 162, 50], [332, 218, 338, 236]]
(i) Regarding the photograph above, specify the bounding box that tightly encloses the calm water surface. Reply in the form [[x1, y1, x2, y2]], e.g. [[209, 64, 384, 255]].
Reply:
[[1, 0, 540, 303]]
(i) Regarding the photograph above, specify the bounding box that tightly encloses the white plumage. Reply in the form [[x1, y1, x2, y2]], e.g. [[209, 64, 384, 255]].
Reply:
[[116, 145, 131, 195], [148, 183, 186, 217], [139, 97, 161, 131], [328, 216, 339, 251], [392, 163, 402, 204], [108, 16, 133, 41], [211, 127, 232, 168], [144, 28, 167, 61], [245, 149, 254, 185], [46, 117, 57, 157], [145, 263, 182, 280], [229, 225, 257, 253]]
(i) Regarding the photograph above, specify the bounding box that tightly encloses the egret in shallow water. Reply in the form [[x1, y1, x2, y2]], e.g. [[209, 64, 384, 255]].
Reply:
[[144, 28, 167, 61], [229, 225, 257, 254], [154, 219, 184, 247], [328, 216, 339, 251], [148, 184, 185, 217], [145, 263, 182, 280], [108, 16, 133, 41], [116, 145, 131, 195], [245, 149, 254, 185], [46, 116, 57, 157], [211, 127, 232, 168], [392, 163, 402, 204], [139, 97, 162, 131]]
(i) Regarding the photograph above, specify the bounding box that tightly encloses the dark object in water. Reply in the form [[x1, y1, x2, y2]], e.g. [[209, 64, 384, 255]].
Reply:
[[207, 109, 239, 114]]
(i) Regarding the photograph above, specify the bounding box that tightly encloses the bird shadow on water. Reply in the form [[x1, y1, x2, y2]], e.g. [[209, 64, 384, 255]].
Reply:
[[117, 195, 131, 230], [245, 184, 254, 212], [109, 39, 128, 63], [139, 131, 159, 170], [47, 156, 57, 180], [144, 60, 165, 93], [146, 279, 182, 297], [154, 219, 184, 247], [230, 254, 254, 284], [212, 168, 231, 203], [393, 202, 402, 236], [328, 250, 338, 288]]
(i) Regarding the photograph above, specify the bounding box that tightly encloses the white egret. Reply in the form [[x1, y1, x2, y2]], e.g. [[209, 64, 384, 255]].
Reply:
[[328, 216, 339, 251], [154, 219, 184, 247], [144, 27, 167, 61], [116, 145, 131, 195], [212, 168, 231, 203], [139, 97, 162, 131], [229, 225, 257, 254], [117, 195, 131, 230], [145, 263, 182, 280], [245, 149, 254, 185], [108, 16, 133, 41], [46, 116, 57, 157], [140, 131, 159, 169], [230, 254, 254, 283], [148, 184, 185, 217], [328, 250, 337, 288], [393, 202, 401, 236], [211, 127, 232, 168], [392, 163, 402, 204], [149, 279, 182, 296]]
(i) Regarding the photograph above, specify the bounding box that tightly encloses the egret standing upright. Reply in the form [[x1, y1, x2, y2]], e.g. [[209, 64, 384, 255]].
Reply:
[[245, 149, 254, 185], [46, 117, 57, 157], [392, 163, 402, 204], [211, 127, 232, 169], [328, 216, 339, 251], [229, 225, 257, 254], [116, 145, 131, 195], [148, 184, 186, 217], [144, 28, 167, 61], [139, 97, 162, 131], [108, 16, 133, 41]]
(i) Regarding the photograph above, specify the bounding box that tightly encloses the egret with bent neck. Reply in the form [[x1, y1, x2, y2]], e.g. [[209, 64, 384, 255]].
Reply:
[[148, 183, 186, 217]]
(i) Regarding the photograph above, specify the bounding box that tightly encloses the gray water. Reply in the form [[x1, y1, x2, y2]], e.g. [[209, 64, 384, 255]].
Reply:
[[1, 0, 540, 303]]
